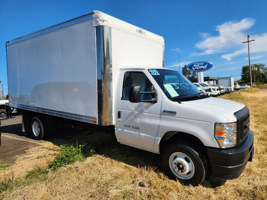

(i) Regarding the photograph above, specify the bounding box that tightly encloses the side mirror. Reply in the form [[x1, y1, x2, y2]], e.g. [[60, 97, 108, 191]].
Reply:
[[129, 85, 157, 103], [129, 86, 141, 103]]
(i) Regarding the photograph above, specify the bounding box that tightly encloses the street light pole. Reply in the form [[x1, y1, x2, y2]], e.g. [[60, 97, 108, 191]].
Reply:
[[243, 34, 255, 88]]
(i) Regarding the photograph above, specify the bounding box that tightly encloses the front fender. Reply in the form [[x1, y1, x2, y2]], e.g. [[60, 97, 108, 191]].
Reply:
[[153, 115, 219, 153]]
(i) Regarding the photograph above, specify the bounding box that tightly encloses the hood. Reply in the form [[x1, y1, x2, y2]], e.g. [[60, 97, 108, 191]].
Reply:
[[164, 97, 245, 123]]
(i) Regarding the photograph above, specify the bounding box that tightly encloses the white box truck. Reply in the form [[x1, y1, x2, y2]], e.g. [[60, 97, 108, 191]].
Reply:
[[6, 11, 254, 186], [218, 77, 235, 92]]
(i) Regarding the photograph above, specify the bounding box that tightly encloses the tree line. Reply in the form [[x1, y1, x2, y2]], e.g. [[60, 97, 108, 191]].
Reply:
[[240, 64, 267, 85]]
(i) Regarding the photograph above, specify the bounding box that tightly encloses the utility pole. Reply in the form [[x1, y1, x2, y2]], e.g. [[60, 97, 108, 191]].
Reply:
[[243, 34, 255, 88]]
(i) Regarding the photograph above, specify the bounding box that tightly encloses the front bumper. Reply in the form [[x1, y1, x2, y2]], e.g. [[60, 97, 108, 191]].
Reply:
[[207, 130, 254, 179]]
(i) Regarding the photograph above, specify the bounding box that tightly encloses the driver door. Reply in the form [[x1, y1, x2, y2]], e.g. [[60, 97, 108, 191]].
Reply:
[[115, 71, 161, 152]]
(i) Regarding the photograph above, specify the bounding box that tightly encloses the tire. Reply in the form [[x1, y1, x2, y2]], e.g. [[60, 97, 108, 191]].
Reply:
[[30, 116, 46, 139], [0, 110, 7, 119], [162, 142, 206, 186]]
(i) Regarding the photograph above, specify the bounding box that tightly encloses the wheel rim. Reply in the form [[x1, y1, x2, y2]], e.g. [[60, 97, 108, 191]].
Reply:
[[0, 112, 6, 119], [169, 152, 195, 180], [32, 120, 41, 137]]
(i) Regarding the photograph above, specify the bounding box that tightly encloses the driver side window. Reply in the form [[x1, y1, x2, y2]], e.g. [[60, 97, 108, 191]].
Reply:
[[122, 72, 153, 101]]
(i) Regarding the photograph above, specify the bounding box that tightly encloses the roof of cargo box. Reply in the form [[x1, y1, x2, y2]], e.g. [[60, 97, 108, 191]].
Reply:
[[7, 10, 164, 46], [92, 11, 164, 44]]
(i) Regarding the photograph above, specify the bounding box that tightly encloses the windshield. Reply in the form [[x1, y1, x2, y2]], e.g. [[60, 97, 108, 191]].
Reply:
[[148, 69, 208, 101]]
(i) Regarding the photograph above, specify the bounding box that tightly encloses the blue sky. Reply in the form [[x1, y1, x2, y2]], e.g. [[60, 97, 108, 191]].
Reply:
[[1, 0, 267, 95]]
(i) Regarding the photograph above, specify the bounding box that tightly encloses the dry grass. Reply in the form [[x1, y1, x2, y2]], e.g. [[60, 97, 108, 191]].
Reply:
[[0, 142, 57, 183], [1, 87, 267, 199]]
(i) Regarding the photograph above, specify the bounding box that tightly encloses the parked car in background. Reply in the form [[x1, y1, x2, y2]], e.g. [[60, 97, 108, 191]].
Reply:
[[239, 84, 250, 89], [193, 83, 211, 96], [217, 85, 226, 94], [234, 82, 240, 90], [247, 83, 256, 87], [199, 83, 220, 96]]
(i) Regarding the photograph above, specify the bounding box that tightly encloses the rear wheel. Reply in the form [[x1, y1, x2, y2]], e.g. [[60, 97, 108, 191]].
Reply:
[[0, 110, 7, 119], [23, 111, 55, 139], [162, 142, 206, 186], [31, 116, 45, 139]]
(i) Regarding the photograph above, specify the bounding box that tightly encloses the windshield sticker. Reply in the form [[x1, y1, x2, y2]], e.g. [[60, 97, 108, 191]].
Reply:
[[149, 69, 160, 75], [163, 84, 179, 98]]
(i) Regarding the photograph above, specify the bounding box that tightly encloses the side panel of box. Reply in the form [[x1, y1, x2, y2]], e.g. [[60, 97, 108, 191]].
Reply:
[[7, 19, 98, 123]]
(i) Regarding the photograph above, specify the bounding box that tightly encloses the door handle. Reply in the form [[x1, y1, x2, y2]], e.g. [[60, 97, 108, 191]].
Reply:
[[118, 111, 121, 119]]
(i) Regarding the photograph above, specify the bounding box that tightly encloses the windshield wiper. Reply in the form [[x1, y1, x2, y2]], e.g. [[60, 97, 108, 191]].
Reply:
[[170, 94, 190, 103], [190, 92, 208, 99], [171, 92, 208, 102]]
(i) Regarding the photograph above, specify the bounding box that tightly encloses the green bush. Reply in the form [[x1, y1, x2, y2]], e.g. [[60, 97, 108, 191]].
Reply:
[[0, 163, 10, 169], [49, 144, 86, 170]]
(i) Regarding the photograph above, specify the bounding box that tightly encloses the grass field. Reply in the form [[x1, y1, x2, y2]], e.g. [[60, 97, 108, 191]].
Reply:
[[0, 87, 266, 199]]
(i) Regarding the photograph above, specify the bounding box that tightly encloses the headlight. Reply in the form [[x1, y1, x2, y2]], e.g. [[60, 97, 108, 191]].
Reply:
[[215, 123, 237, 148]]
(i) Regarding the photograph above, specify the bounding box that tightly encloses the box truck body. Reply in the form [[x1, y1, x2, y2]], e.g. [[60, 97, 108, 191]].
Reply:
[[6, 11, 164, 126], [218, 77, 235, 92], [6, 11, 253, 186]]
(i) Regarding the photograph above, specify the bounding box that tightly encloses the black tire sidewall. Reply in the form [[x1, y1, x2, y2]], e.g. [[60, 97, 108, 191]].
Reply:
[[30, 116, 45, 139], [162, 143, 206, 186], [0, 110, 7, 119]]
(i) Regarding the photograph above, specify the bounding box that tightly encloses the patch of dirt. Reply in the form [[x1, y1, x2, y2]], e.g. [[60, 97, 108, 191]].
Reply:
[[0, 141, 57, 182]]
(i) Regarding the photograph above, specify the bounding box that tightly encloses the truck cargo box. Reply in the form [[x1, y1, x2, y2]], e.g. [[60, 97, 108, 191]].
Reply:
[[6, 11, 164, 125]]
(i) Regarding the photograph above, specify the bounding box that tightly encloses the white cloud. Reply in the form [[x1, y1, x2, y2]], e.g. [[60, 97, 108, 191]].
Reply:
[[171, 48, 182, 53], [195, 18, 254, 55], [215, 66, 242, 72], [168, 61, 190, 68], [246, 55, 264, 60], [194, 18, 267, 62], [199, 32, 210, 39], [222, 33, 267, 61], [222, 48, 247, 61], [252, 33, 267, 52], [194, 18, 255, 56]]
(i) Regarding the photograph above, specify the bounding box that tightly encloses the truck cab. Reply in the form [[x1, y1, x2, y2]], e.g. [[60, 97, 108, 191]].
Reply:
[[115, 68, 254, 185]]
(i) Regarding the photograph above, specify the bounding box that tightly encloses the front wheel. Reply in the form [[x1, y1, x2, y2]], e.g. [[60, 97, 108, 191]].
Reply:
[[162, 142, 206, 186]]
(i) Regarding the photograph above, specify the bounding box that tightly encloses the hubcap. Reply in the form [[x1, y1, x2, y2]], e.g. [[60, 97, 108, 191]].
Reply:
[[32, 120, 40, 137], [169, 152, 195, 180], [0, 112, 6, 119]]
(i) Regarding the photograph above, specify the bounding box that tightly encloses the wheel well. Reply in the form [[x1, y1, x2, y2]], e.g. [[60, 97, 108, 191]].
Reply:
[[160, 131, 206, 154]]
